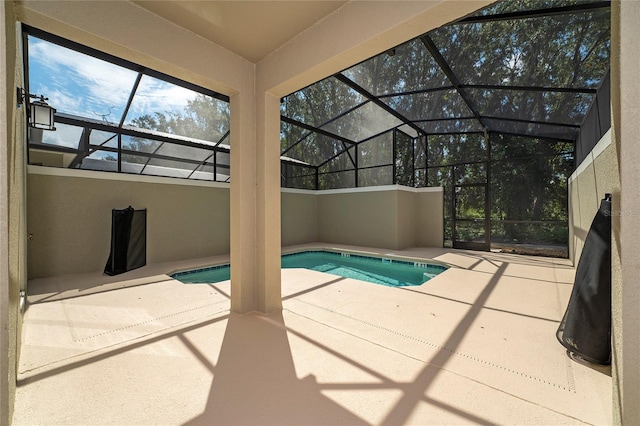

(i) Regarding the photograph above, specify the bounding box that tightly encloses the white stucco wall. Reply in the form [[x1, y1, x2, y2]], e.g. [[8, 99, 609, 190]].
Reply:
[[27, 167, 231, 278], [568, 131, 616, 265], [316, 186, 444, 250], [612, 2, 640, 423]]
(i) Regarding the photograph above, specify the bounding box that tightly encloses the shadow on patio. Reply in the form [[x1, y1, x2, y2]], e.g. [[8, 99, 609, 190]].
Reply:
[[12, 247, 612, 425], [185, 312, 368, 425]]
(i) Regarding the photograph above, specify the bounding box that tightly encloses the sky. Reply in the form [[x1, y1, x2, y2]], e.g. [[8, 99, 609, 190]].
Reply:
[[27, 35, 222, 148]]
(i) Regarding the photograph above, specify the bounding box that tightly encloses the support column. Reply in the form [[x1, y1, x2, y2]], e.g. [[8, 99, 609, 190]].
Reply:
[[229, 89, 258, 313], [229, 80, 282, 314], [256, 92, 282, 313]]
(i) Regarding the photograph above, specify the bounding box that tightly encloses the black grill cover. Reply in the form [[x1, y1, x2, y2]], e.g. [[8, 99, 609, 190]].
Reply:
[[104, 206, 147, 276], [557, 195, 611, 365]]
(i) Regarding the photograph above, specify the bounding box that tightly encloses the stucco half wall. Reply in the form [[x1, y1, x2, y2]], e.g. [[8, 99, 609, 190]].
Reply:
[[314, 186, 443, 250], [27, 167, 231, 278], [28, 169, 444, 278], [568, 130, 616, 265], [281, 190, 319, 246]]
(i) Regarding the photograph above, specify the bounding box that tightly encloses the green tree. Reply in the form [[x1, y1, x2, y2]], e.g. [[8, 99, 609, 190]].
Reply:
[[130, 94, 229, 142], [281, 76, 363, 189], [124, 94, 230, 170]]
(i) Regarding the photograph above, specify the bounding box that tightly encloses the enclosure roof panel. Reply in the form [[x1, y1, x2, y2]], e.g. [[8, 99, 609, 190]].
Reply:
[[280, 0, 610, 165], [280, 76, 366, 127], [430, 9, 610, 89], [341, 38, 450, 96]]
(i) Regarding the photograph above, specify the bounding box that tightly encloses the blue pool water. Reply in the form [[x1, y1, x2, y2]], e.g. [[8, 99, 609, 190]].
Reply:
[[171, 250, 448, 288]]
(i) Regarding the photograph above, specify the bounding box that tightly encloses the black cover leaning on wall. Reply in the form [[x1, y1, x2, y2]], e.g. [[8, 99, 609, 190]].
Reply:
[[556, 194, 611, 365], [104, 206, 147, 276]]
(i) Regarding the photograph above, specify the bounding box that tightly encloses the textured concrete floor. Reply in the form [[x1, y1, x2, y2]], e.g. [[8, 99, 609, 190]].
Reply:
[[13, 245, 612, 425]]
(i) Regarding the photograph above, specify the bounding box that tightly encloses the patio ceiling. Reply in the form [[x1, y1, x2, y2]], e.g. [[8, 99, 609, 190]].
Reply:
[[133, 1, 348, 63], [280, 0, 611, 167]]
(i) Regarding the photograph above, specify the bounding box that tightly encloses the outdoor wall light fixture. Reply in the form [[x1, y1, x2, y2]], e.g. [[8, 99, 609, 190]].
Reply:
[[17, 88, 56, 131]]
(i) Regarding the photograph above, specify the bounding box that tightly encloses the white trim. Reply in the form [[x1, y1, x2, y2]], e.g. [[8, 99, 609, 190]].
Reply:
[[27, 165, 231, 189], [280, 187, 317, 195], [316, 185, 443, 195], [414, 186, 444, 193], [281, 184, 443, 195], [569, 129, 612, 184], [29, 166, 446, 194]]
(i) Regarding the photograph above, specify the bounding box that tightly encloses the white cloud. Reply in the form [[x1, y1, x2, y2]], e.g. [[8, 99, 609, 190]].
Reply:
[[29, 38, 206, 123], [39, 123, 83, 149], [46, 88, 82, 115], [30, 39, 137, 117], [126, 75, 197, 120]]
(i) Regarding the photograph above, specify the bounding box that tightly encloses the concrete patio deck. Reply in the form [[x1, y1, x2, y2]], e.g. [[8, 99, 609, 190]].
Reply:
[[13, 245, 612, 425]]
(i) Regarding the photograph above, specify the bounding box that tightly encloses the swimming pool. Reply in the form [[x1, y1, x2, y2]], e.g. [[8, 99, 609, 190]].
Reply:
[[171, 250, 448, 287]]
